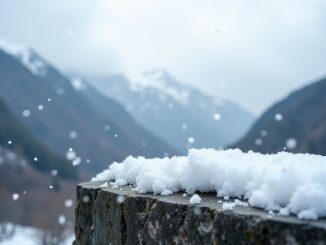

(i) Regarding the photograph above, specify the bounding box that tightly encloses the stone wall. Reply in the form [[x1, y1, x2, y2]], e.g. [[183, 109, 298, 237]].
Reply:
[[74, 181, 326, 245]]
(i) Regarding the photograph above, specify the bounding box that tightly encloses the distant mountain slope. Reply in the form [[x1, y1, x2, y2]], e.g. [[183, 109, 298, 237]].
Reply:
[[232, 77, 326, 155], [88, 70, 254, 153], [0, 97, 76, 179], [0, 42, 177, 173], [69, 77, 177, 157]]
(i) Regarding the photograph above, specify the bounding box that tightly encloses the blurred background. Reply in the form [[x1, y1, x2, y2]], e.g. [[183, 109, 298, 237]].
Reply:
[[0, 0, 325, 244]]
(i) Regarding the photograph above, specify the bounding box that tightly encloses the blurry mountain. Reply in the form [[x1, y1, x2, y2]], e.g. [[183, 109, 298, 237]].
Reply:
[[232, 77, 326, 155], [0, 97, 76, 179], [0, 96, 76, 236], [69, 76, 178, 157], [88, 70, 255, 153], [0, 40, 177, 174]]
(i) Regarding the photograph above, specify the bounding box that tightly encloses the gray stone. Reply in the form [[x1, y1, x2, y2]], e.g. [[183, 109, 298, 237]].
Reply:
[[74, 181, 326, 245]]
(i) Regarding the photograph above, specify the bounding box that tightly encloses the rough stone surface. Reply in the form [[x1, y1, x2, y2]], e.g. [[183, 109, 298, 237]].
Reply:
[[74, 181, 326, 245]]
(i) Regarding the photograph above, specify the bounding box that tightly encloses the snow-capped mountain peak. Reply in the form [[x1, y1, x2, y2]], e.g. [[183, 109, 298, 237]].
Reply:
[[88, 71, 255, 153], [0, 38, 48, 76], [128, 69, 190, 106]]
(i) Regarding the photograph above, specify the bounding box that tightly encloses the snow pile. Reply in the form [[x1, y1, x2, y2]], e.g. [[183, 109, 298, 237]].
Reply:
[[189, 194, 202, 204], [92, 149, 326, 220], [0, 38, 47, 76], [222, 199, 248, 211]]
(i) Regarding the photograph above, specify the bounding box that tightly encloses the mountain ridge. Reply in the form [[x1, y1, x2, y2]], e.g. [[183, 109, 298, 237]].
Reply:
[[231, 77, 326, 155], [0, 96, 77, 179], [0, 44, 178, 173], [87, 70, 255, 153]]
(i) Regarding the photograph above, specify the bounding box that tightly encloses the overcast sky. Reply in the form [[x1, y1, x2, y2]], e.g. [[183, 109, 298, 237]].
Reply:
[[0, 0, 325, 114]]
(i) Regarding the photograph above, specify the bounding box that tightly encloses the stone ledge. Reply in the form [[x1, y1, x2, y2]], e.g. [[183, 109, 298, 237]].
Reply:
[[74, 181, 326, 245]]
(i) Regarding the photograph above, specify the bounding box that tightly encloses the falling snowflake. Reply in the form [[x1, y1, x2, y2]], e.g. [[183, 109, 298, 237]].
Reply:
[[181, 124, 188, 130], [66, 149, 76, 161], [275, 113, 283, 121], [50, 169, 58, 176], [286, 138, 297, 149], [64, 199, 73, 208], [56, 87, 64, 95], [117, 195, 125, 204], [58, 215, 66, 225], [69, 131, 78, 139], [22, 109, 31, 118], [104, 125, 110, 131], [82, 196, 90, 203], [213, 113, 221, 121], [12, 193, 19, 201], [261, 130, 268, 137], [255, 138, 263, 146], [72, 157, 81, 166], [188, 137, 195, 144]]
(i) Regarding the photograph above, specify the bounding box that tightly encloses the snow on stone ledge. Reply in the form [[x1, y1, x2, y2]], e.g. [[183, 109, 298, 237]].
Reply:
[[92, 149, 326, 220]]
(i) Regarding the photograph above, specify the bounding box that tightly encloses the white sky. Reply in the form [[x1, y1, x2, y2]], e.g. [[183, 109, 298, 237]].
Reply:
[[0, 0, 326, 114]]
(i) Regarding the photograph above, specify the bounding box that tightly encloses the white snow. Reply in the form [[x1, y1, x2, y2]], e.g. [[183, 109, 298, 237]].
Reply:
[[128, 69, 190, 106], [66, 148, 77, 161], [116, 195, 125, 203], [99, 182, 109, 188], [92, 149, 326, 220], [279, 207, 290, 216], [222, 199, 248, 211], [0, 224, 74, 245], [161, 189, 173, 196], [50, 169, 58, 176], [12, 193, 19, 201], [72, 157, 81, 166], [222, 202, 235, 211], [82, 195, 90, 203], [69, 130, 78, 139], [255, 138, 263, 146], [189, 194, 202, 204], [0, 38, 48, 76], [286, 138, 297, 150], [187, 137, 195, 144], [22, 109, 31, 118], [261, 130, 268, 137], [213, 113, 221, 121], [275, 113, 283, 121], [64, 199, 74, 208], [38, 104, 44, 111], [104, 125, 111, 131], [70, 78, 87, 91], [58, 214, 66, 225]]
